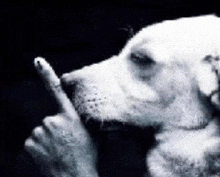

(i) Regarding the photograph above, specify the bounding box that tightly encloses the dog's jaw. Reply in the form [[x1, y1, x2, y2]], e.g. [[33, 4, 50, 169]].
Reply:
[[147, 118, 220, 177]]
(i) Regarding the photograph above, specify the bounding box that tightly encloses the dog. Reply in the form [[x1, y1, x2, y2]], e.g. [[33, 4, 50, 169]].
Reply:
[[60, 15, 220, 176], [25, 14, 220, 177]]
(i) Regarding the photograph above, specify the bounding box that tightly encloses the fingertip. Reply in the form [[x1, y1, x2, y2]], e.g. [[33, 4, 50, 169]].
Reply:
[[34, 57, 45, 68], [34, 57, 52, 72], [24, 138, 34, 150]]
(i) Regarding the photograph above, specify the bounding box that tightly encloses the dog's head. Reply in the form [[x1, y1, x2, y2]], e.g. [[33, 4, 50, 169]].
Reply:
[[61, 15, 220, 130]]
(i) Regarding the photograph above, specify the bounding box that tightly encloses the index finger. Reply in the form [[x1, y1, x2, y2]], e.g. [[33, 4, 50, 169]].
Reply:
[[34, 57, 77, 117]]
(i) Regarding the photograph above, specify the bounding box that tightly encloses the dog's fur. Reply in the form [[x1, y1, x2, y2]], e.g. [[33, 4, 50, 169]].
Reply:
[[61, 15, 220, 176]]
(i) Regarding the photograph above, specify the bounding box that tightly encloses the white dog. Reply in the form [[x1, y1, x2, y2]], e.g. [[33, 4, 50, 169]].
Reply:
[[25, 15, 220, 177]]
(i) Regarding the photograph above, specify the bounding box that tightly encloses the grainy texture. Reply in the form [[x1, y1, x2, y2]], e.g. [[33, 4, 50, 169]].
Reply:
[[2, 1, 220, 177]]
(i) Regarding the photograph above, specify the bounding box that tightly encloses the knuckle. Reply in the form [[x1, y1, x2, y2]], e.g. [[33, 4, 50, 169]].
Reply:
[[32, 126, 43, 138], [42, 116, 53, 128], [49, 82, 62, 93], [24, 138, 34, 150], [43, 115, 63, 128], [53, 116, 63, 127]]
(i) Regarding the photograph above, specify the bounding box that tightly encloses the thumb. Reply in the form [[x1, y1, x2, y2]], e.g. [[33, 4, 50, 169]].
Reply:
[[34, 57, 78, 117]]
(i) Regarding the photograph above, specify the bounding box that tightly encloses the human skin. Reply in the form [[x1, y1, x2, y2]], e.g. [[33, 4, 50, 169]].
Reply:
[[24, 58, 98, 177]]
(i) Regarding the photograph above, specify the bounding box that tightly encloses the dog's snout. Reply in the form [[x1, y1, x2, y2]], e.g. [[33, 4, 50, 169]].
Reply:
[[59, 57, 124, 122]]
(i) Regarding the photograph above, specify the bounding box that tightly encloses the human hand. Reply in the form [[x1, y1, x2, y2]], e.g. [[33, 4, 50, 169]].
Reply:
[[24, 57, 98, 177]]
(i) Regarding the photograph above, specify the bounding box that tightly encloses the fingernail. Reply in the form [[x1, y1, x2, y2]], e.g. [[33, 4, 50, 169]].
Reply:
[[36, 60, 43, 70]]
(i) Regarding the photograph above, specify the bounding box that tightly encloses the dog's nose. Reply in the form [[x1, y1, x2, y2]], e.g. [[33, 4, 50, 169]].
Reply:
[[60, 65, 93, 89], [60, 68, 91, 99], [60, 72, 77, 99], [61, 72, 76, 86]]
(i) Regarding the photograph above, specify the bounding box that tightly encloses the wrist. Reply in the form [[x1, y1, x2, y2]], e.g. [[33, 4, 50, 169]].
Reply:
[[57, 169, 99, 177], [75, 161, 99, 177], [57, 161, 98, 177]]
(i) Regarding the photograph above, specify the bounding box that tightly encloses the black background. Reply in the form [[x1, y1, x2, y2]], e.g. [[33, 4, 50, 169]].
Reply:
[[1, 0, 220, 176]]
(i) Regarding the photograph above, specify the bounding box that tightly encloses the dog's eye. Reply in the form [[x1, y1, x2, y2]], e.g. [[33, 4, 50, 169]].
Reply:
[[130, 52, 155, 65]]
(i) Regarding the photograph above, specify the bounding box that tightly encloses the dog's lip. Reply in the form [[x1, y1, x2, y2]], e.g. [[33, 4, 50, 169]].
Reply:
[[178, 122, 209, 131], [80, 114, 129, 132]]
